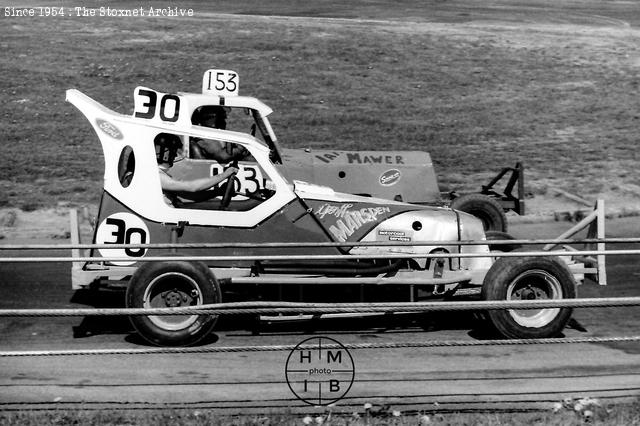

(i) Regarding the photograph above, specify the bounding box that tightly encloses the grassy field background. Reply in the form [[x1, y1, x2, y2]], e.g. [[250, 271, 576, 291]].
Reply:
[[1, 0, 639, 216]]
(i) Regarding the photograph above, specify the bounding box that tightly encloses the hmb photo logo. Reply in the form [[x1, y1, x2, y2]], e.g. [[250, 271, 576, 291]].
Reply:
[[285, 336, 355, 406]]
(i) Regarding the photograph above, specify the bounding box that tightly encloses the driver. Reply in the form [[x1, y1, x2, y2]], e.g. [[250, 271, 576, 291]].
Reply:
[[190, 106, 250, 161], [155, 132, 238, 207]]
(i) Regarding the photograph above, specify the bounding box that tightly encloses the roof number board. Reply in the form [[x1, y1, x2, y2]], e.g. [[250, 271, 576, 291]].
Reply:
[[202, 69, 239, 96]]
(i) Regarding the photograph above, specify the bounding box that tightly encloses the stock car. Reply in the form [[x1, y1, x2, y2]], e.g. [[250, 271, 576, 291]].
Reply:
[[65, 71, 605, 346]]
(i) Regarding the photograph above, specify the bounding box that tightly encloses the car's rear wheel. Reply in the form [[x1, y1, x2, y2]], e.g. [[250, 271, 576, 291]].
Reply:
[[481, 256, 576, 339], [485, 230, 521, 252], [126, 261, 221, 346], [451, 193, 507, 233]]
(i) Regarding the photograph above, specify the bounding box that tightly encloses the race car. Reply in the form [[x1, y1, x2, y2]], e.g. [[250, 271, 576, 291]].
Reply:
[[66, 72, 604, 346], [166, 69, 522, 233]]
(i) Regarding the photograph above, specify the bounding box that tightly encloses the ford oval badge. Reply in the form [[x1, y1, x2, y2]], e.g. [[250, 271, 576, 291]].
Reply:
[[96, 119, 123, 140], [379, 169, 401, 186]]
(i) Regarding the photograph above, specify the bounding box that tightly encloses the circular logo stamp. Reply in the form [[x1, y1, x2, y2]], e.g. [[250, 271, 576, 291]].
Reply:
[[285, 336, 355, 406]]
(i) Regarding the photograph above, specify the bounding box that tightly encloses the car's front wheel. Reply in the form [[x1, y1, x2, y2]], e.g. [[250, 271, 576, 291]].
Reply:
[[481, 256, 576, 339], [126, 261, 221, 346]]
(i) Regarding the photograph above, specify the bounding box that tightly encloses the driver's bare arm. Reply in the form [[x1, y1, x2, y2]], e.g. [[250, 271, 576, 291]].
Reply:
[[160, 167, 238, 193], [192, 138, 249, 162]]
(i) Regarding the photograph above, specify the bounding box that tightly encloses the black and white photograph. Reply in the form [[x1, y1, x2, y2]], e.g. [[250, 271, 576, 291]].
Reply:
[[1, 0, 639, 424]]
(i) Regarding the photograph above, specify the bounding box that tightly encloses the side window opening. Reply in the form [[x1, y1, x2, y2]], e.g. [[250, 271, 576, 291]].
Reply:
[[184, 141, 274, 212], [156, 133, 274, 212]]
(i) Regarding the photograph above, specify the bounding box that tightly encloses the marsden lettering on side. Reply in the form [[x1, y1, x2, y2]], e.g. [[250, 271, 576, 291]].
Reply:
[[316, 203, 391, 242]]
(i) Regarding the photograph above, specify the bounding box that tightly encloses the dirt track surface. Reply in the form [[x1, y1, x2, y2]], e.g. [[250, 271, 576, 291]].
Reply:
[[1, 218, 639, 412]]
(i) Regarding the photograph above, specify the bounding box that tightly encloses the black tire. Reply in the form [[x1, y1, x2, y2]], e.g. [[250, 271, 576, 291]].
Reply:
[[485, 230, 522, 252], [481, 256, 576, 339], [451, 194, 507, 233], [126, 261, 221, 346]]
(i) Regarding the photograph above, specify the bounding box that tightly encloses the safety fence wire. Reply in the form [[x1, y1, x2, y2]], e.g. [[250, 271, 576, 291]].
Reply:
[[1, 248, 639, 262], [0, 235, 638, 263], [2, 336, 640, 357], [2, 297, 640, 317], [2, 236, 640, 250]]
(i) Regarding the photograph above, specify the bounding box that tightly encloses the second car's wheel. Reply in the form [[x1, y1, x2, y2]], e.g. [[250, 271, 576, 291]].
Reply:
[[451, 193, 507, 233], [485, 230, 522, 253], [481, 256, 576, 339], [126, 261, 221, 346]]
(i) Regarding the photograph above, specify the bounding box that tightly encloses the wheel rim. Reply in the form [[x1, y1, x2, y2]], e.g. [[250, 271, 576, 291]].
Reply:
[[143, 272, 203, 331], [506, 269, 562, 328]]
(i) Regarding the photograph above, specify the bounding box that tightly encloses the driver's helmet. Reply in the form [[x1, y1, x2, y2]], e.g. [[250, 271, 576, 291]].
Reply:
[[192, 105, 228, 130], [154, 133, 182, 166]]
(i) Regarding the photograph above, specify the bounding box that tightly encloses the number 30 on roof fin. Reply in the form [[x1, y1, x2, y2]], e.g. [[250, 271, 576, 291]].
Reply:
[[202, 69, 239, 96]]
